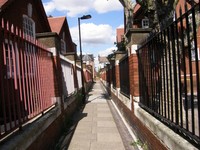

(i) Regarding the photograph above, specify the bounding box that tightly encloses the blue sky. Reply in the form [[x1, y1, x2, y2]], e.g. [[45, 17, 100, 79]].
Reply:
[[41, 0, 124, 59]]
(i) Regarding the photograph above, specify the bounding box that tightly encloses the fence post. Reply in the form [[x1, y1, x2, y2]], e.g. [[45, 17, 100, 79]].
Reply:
[[129, 45, 140, 111], [115, 60, 120, 97], [51, 48, 64, 111], [65, 52, 78, 91], [37, 33, 64, 113], [114, 51, 126, 98]]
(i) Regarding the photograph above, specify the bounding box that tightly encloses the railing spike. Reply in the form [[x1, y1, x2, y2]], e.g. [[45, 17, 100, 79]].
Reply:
[[1, 18, 4, 28], [19, 28, 22, 38], [11, 24, 14, 33], [185, 0, 188, 12], [16, 27, 18, 36], [6, 20, 9, 30], [179, 6, 182, 17]]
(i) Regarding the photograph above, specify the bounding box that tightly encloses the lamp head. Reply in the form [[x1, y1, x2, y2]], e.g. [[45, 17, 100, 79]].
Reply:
[[80, 15, 92, 20]]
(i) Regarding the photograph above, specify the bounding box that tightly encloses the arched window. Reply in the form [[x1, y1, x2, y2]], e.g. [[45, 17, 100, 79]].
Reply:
[[27, 3, 32, 17], [23, 3, 35, 38], [61, 32, 66, 53], [23, 15, 35, 38]]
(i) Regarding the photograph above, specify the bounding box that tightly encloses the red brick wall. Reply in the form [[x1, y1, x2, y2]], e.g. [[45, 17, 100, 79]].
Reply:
[[115, 64, 120, 88], [52, 55, 63, 98], [109, 67, 112, 86], [111, 93, 168, 150], [129, 54, 139, 98]]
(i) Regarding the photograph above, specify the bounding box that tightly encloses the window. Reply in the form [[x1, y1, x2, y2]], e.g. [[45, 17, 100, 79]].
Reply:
[[27, 3, 32, 17], [142, 19, 149, 28], [23, 15, 35, 38], [61, 32, 66, 53], [4, 39, 15, 78]]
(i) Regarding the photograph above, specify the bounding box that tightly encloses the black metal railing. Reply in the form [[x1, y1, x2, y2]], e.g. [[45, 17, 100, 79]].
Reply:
[[112, 65, 116, 89], [119, 55, 130, 97], [106, 64, 111, 86], [137, 2, 200, 147]]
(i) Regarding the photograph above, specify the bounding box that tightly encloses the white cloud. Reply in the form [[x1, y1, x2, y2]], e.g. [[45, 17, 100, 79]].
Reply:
[[93, 0, 123, 13], [98, 47, 117, 56], [43, 0, 122, 17], [43, 1, 55, 13], [43, 0, 92, 17], [117, 24, 124, 28], [70, 23, 115, 46]]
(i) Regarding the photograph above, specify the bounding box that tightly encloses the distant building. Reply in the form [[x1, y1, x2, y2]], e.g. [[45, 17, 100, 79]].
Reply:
[[48, 16, 76, 55], [82, 54, 95, 79], [98, 55, 109, 69]]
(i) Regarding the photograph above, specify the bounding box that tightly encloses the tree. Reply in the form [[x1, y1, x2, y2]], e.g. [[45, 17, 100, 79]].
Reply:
[[136, 0, 179, 30]]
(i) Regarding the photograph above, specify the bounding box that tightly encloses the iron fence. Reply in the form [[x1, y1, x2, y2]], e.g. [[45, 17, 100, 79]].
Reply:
[[119, 55, 130, 97], [106, 65, 111, 86], [60, 55, 76, 98], [112, 65, 116, 89], [0, 19, 55, 139], [77, 67, 82, 89], [137, 2, 200, 146]]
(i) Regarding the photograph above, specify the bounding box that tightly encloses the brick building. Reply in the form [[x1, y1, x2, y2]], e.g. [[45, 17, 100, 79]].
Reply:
[[100, 0, 200, 149]]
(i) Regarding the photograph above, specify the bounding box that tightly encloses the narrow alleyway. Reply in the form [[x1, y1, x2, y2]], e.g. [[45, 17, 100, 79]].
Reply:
[[61, 80, 137, 150]]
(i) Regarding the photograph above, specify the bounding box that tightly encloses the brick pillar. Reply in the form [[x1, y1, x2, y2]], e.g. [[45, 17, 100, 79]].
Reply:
[[129, 54, 140, 95], [109, 65, 112, 88], [55, 54, 63, 96], [106, 64, 110, 86], [115, 60, 120, 97], [114, 51, 126, 97], [50, 48, 64, 112], [129, 45, 140, 111]]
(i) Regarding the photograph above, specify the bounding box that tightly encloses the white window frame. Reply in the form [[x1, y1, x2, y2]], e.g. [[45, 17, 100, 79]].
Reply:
[[61, 39, 66, 54], [142, 19, 149, 29], [4, 39, 18, 78], [61, 32, 66, 54], [23, 14, 35, 38]]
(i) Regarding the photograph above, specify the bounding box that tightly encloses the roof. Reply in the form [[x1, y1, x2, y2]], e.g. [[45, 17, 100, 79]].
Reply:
[[0, 0, 51, 32], [0, 0, 11, 9], [48, 16, 66, 34], [0, 0, 7, 6], [98, 56, 108, 63], [116, 28, 124, 43], [82, 54, 94, 62], [133, 3, 143, 19], [133, 3, 141, 14]]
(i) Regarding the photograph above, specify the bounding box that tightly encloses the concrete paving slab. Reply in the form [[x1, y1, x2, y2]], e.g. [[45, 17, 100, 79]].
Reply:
[[97, 109, 111, 113], [93, 117, 114, 121], [97, 133, 122, 142], [67, 81, 126, 150], [76, 121, 93, 127], [97, 113, 113, 118], [79, 117, 93, 122], [74, 127, 92, 133], [97, 121, 117, 128], [68, 140, 90, 150], [92, 127, 119, 134], [90, 142, 125, 150], [72, 133, 97, 141]]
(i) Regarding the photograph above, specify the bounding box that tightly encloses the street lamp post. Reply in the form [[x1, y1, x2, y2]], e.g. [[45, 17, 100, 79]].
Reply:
[[78, 14, 91, 104]]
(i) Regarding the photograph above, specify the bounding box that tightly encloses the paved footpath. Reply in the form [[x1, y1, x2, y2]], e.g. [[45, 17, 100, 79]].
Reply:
[[67, 81, 130, 150]]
